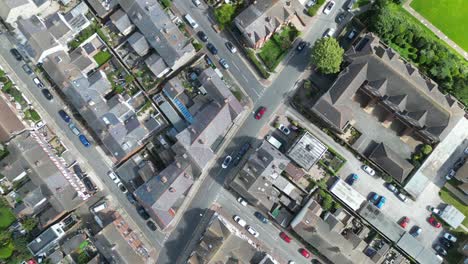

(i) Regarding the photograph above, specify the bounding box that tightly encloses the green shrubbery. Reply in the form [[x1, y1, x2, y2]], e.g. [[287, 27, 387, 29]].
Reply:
[[307, 0, 325, 17], [246, 49, 270, 79]]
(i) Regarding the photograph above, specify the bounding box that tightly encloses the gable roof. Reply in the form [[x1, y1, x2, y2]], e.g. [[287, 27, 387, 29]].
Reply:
[[368, 143, 414, 183]]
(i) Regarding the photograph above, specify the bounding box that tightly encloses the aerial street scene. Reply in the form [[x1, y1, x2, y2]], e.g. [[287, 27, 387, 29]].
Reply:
[[0, 0, 467, 263]]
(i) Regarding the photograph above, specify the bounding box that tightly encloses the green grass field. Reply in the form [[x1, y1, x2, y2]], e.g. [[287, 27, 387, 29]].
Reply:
[[410, 0, 468, 51]]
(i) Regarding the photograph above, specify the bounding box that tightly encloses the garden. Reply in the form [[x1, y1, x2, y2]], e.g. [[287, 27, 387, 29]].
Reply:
[[410, 0, 467, 51], [93, 50, 112, 67], [318, 147, 347, 176], [0, 198, 31, 262], [258, 25, 300, 71]]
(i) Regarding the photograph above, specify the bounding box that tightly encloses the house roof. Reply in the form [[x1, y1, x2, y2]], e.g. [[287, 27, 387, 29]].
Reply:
[[0, 96, 25, 142], [118, 0, 195, 67], [110, 9, 133, 35], [145, 53, 169, 78], [287, 132, 327, 170], [368, 143, 414, 183], [127, 31, 149, 56], [42, 51, 83, 88], [27, 223, 65, 256]]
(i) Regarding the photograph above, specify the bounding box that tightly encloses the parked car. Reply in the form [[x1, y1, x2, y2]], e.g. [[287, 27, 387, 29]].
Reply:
[[219, 58, 229, 69], [346, 173, 358, 185], [192, 0, 201, 7], [305, 0, 317, 8], [68, 122, 81, 136], [146, 220, 157, 231], [117, 182, 128, 193], [323, 1, 335, 15], [22, 64, 33, 75], [280, 232, 291, 243], [443, 232, 457, 243], [184, 14, 198, 28], [79, 135, 91, 147], [296, 41, 307, 51], [10, 48, 23, 61], [410, 226, 422, 237], [246, 225, 259, 237], [237, 197, 248, 206], [362, 165, 375, 176], [73, 164, 85, 179], [82, 177, 96, 193], [397, 193, 408, 202], [278, 124, 290, 135], [376, 196, 386, 209], [225, 41, 237, 53], [254, 211, 268, 224], [369, 193, 379, 204], [233, 143, 251, 166], [255, 106, 267, 120], [107, 171, 121, 184], [336, 12, 346, 23], [300, 248, 311, 258], [197, 31, 208, 42], [234, 215, 247, 227], [445, 169, 456, 180], [207, 43, 218, 55], [41, 89, 53, 100], [439, 238, 453, 249], [454, 157, 465, 171], [399, 217, 410, 228], [58, 110, 71, 123], [137, 207, 150, 220], [126, 193, 137, 204], [33, 77, 44, 88], [324, 27, 336, 38], [348, 29, 358, 40], [429, 206, 441, 215], [434, 244, 447, 257], [386, 183, 398, 193], [428, 216, 442, 228], [464, 146, 468, 155], [222, 155, 232, 169]]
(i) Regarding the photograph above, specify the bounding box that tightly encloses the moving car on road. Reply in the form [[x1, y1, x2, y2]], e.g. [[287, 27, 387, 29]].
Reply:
[[225, 41, 237, 53], [246, 225, 259, 237], [323, 1, 335, 15], [362, 165, 375, 176], [41, 89, 53, 100], [428, 216, 442, 228], [255, 106, 267, 120], [207, 43, 218, 55], [58, 110, 71, 123], [222, 155, 232, 169]]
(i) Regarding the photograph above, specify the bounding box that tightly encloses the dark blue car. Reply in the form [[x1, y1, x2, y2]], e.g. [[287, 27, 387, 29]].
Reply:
[[254, 211, 268, 224], [233, 143, 251, 166], [79, 135, 91, 147], [346, 173, 358, 185], [58, 110, 71, 123]]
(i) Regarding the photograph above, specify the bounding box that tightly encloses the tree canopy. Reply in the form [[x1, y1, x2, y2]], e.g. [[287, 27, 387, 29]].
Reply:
[[214, 4, 236, 29], [311, 37, 344, 74]]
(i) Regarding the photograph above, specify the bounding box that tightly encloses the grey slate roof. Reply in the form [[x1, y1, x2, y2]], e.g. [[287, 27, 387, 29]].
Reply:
[[368, 143, 414, 183], [312, 34, 465, 142], [127, 31, 149, 56], [110, 9, 134, 35], [118, 0, 195, 68], [145, 53, 169, 78]]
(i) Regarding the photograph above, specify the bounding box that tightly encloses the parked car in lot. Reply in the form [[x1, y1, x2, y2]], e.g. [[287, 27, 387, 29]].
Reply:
[[246, 225, 259, 237], [219, 58, 229, 69], [278, 124, 290, 135], [300, 248, 311, 258], [346, 173, 358, 185], [369, 193, 379, 204], [399, 217, 410, 228], [58, 110, 71, 123], [233, 142, 251, 166], [237, 197, 248, 206], [376, 196, 386, 209], [255, 106, 266, 120], [254, 211, 268, 224], [146, 220, 157, 231], [280, 232, 291, 243], [428, 216, 442, 228], [68, 122, 81, 136], [126, 193, 137, 204], [445, 169, 456, 180], [79, 134, 91, 147], [429, 206, 441, 215], [397, 193, 408, 202], [207, 43, 218, 54], [306, 0, 317, 7], [192, 0, 201, 6], [324, 27, 336, 38], [362, 165, 375, 176], [234, 215, 247, 227], [10, 48, 23, 61], [454, 157, 465, 171], [197, 31, 208, 42], [386, 183, 397, 193], [323, 1, 335, 14], [73, 164, 85, 179], [41, 89, 53, 100], [434, 244, 447, 257], [439, 237, 453, 249], [336, 12, 346, 23], [225, 41, 237, 53], [107, 171, 121, 184], [22, 64, 33, 75], [443, 232, 457, 243], [222, 155, 232, 169], [410, 226, 422, 237]]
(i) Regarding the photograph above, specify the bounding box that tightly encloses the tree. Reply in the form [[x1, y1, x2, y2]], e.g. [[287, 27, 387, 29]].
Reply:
[[21, 217, 38, 232], [214, 4, 236, 29], [311, 37, 344, 74], [421, 144, 433, 155]]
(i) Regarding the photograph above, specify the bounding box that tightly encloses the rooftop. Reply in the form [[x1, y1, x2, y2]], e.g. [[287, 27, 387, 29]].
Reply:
[[287, 132, 327, 170]]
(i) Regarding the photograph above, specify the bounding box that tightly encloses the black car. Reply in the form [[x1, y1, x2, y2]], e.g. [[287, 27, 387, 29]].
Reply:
[[58, 110, 71, 123], [336, 12, 346, 24], [233, 142, 251, 166], [42, 89, 53, 100], [82, 177, 96, 193], [439, 237, 453, 248], [296, 41, 307, 51], [137, 207, 150, 220], [197, 31, 208, 42], [254, 211, 268, 224], [207, 43, 218, 55], [22, 64, 33, 75], [10, 48, 23, 61], [434, 244, 447, 256], [146, 220, 157, 231], [126, 193, 137, 205], [73, 164, 86, 179]]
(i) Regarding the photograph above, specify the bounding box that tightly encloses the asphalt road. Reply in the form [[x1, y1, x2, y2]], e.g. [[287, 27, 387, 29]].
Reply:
[[0, 34, 166, 255], [158, 1, 350, 263]]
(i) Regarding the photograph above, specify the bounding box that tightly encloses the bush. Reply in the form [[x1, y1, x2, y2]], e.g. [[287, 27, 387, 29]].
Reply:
[[246, 49, 270, 79], [421, 144, 432, 155], [382, 174, 393, 183], [307, 0, 325, 17], [160, 0, 171, 8], [319, 190, 333, 211], [192, 40, 203, 52], [214, 4, 236, 29]]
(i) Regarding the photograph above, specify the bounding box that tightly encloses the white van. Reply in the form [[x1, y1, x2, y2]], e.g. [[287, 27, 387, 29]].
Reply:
[[92, 202, 107, 213], [184, 14, 199, 29], [192, 0, 201, 6]]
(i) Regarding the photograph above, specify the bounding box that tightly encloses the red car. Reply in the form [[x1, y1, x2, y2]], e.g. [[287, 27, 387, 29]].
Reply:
[[255, 107, 267, 120], [280, 232, 291, 243], [399, 217, 410, 228], [428, 216, 441, 228], [300, 248, 311, 258]]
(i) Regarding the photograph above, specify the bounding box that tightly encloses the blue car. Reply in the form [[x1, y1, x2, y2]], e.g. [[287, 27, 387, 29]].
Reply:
[[58, 110, 71, 123], [370, 193, 379, 204], [376, 196, 386, 209], [254, 211, 268, 224], [79, 135, 91, 147], [346, 173, 358, 185]]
